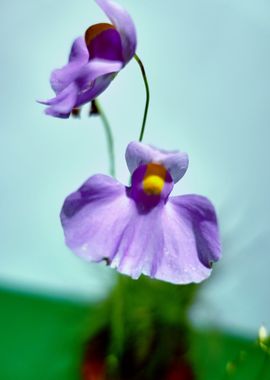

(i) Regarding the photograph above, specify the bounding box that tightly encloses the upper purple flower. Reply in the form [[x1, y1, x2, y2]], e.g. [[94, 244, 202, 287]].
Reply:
[[39, 0, 137, 118], [60, 142, 221, 284]]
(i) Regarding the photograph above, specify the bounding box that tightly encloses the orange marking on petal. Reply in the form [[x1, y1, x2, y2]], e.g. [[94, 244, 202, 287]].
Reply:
[[144, 163, 167, 180], [85, 23, 115, 47]]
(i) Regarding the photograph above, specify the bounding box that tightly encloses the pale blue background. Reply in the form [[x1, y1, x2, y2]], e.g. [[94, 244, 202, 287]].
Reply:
[[0, 0, 269, 333]]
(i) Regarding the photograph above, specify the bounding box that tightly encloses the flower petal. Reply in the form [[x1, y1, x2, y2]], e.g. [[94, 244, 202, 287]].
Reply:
[[87, 27, 123, 61], [126, 141, 189, 183], [50, 41, 121, 95], [75, 58, 122, 107], [77, 59, 122, 89], [68, 36, 90, 63], [61, 174, 133, 263], [50, 37, 89, 93], [111, 204, 166, 279], [114, 194, 220, 284], [75, 73, 115, 107], [41, 82, 78, 116], [60, 174, 166, 280], [39, 59, 122, 117], [95, 0, 137, 63], [44, 107, 71, 119], [50, 63, 81, 95], [61, 176, 220, 284], [168, 194, 221, 267]]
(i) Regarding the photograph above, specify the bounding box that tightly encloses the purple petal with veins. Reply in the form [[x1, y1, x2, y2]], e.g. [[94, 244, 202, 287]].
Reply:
[[61, 143, 221, 284]]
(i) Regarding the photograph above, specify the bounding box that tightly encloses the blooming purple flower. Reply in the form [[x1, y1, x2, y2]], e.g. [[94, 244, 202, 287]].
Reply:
[[39, 0, 137, 118], [61, 142, 221, 284]]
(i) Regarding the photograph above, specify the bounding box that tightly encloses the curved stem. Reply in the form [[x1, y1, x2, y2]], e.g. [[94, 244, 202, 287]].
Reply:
[[134, 54, 150, 142], [93, 99, 116, 177]]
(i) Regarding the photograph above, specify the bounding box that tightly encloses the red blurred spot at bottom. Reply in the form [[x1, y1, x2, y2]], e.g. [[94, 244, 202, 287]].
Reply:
[[82, 330, 108, 380], [166, 360, 195, 380], [82, 358, 106, 380]]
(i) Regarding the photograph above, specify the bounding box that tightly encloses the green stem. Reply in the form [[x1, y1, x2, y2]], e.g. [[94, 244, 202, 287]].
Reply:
[[134, 54, 150, 142], [93, 99, 116, 177]]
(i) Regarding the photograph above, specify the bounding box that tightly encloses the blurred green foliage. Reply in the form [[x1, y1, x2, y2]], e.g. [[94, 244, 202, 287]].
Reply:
[[105, 275, 198, 378], [189, 330, 270, 380], [0, 287, 104, 380], [0, 284, 269, 380]]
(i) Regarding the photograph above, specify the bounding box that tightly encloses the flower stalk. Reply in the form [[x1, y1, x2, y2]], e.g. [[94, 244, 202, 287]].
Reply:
[[134, 54, 150, 142], [92, 99, 116, 177]]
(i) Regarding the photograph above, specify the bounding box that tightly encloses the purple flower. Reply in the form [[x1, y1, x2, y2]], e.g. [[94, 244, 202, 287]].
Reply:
[[39, 0, 137, 118], [61, 142, 221, 284]]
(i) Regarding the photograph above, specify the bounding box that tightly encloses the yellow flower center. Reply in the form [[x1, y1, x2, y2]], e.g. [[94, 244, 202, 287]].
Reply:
[[143, 163, 167, 195]]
